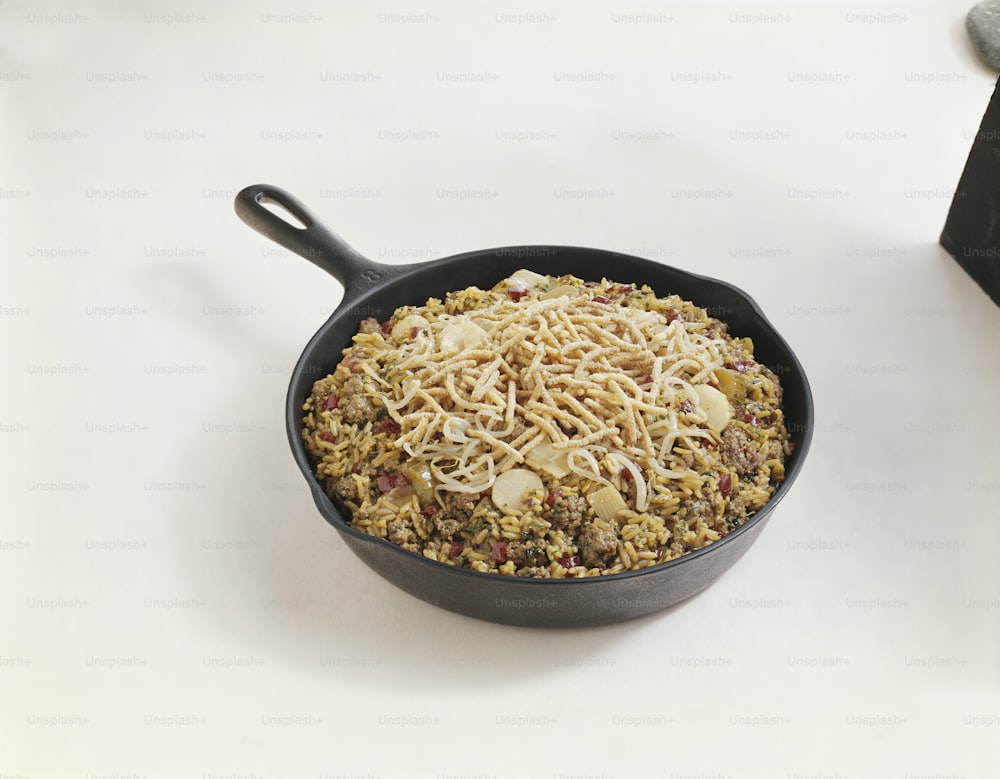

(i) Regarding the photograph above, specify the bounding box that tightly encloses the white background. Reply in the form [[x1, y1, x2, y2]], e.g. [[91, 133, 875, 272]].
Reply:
[[2, 0, 999, 777]]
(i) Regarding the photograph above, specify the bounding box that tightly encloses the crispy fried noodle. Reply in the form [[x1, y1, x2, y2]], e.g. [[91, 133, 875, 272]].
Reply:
[[303, 270, 791, 578]]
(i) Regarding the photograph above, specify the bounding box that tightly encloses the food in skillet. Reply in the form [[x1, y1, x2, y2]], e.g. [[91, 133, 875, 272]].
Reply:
[[302, 270, 791, 578]]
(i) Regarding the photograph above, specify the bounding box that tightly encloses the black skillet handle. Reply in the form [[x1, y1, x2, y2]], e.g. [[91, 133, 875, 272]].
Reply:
[[234, 184, 403, 303]]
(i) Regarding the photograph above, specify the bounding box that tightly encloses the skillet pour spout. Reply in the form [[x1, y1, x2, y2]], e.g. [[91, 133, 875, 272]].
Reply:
[[234, 183, 814, 628]]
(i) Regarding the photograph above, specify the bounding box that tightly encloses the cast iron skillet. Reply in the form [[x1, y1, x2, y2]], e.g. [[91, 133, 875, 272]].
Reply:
[[234, 183, 814, 628]]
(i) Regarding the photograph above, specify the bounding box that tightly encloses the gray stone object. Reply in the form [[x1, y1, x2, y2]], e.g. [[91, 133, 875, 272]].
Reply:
[[968, 1, 1000, 70]]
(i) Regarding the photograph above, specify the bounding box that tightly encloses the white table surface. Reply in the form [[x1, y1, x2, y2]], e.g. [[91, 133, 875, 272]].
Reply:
[[3, 1, 999, 776]]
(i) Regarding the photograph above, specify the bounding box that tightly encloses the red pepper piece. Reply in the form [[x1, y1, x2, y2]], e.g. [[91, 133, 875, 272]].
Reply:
[[719, 473, 732, 499]]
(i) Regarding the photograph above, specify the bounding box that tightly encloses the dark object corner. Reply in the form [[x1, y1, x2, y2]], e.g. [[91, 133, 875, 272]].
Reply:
[[940, 77, 1000, 308]]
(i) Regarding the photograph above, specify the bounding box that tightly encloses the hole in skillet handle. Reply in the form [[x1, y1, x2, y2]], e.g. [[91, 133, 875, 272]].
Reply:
[[257, 196, 309, 230], [233, 183, 412, 303]]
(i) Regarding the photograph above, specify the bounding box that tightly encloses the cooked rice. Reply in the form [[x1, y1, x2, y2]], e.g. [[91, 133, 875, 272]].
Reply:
[[302, 271, 791, 578]]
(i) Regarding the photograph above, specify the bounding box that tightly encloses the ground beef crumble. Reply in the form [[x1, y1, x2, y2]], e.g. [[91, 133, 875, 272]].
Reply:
[[387, 519, 418, 551], [339, 375, 376, 425], [333, 476, 360, 503], [439, 492, 479, 524], [724, 495, 748, 531], [507, 541, 548, 568], [358, 317, 381, 335], [546, 493, 588, 532], [433, 516, 462, 540], [577, 521, 619, 568], [719, 425, 765, 477]]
